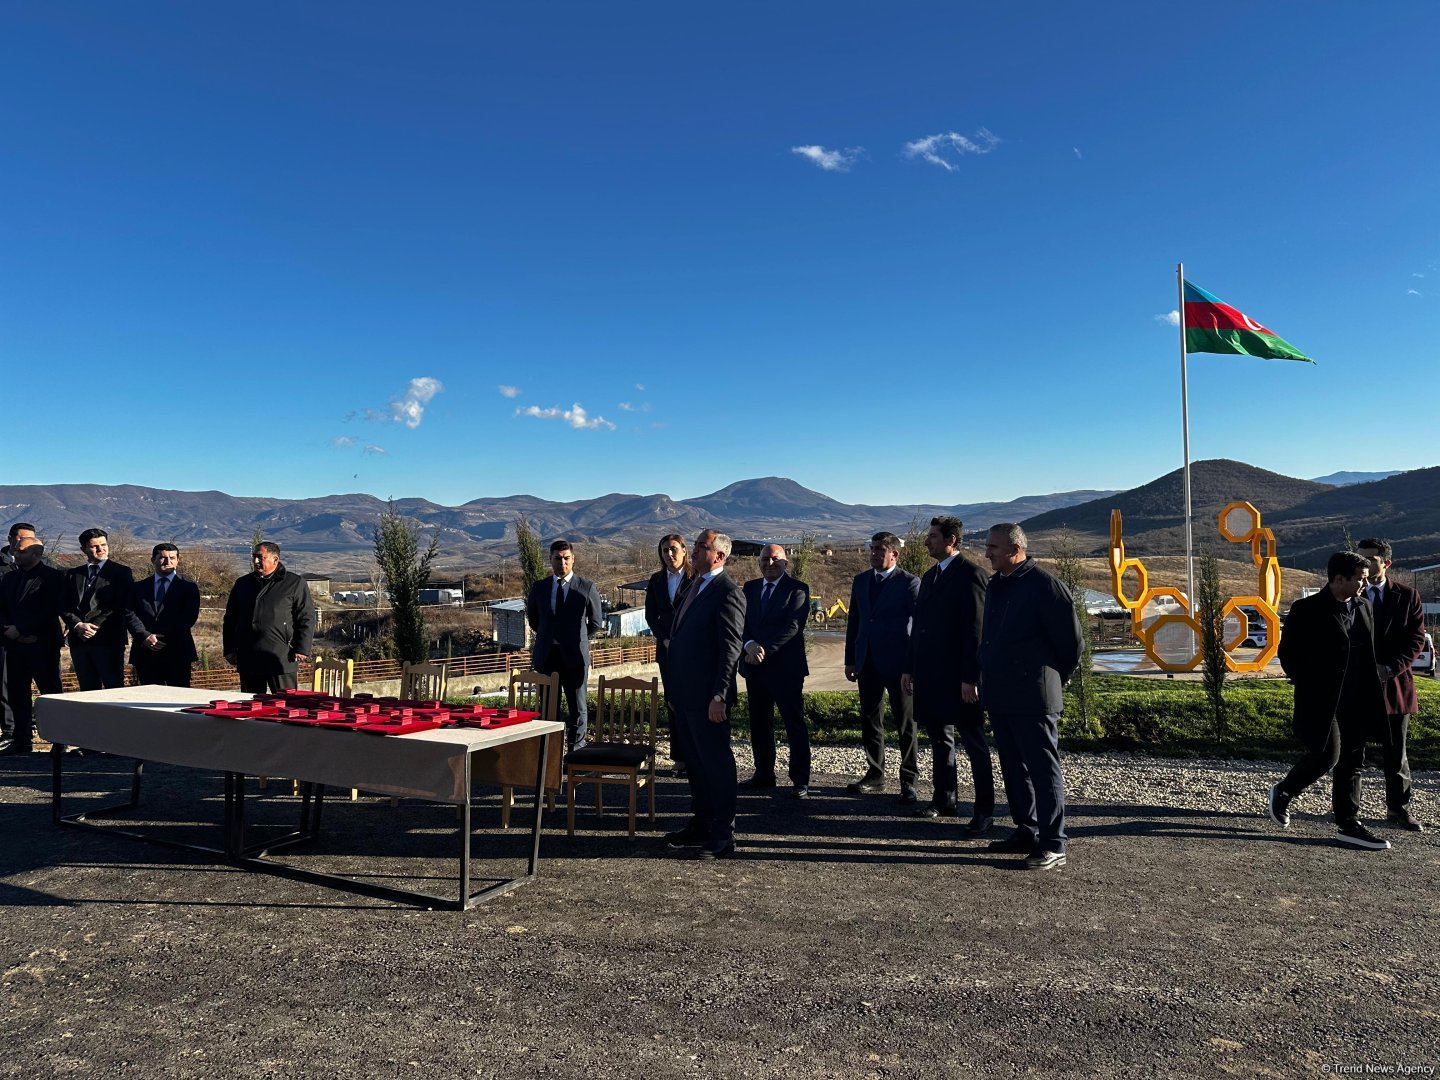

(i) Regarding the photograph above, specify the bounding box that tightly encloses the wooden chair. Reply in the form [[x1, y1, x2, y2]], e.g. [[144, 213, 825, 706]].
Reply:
[[499, 669, 561, 828], [563, 674, 659, 837], [401, 660, 449, 702], [311, 655, 362, 800]]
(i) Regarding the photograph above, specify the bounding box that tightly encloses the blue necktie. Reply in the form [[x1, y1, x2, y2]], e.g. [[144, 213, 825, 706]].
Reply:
[[156, 576, 169, 606]]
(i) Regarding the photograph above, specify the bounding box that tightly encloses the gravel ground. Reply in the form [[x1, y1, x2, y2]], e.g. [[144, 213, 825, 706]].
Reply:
[[1, 743, 1437, 1079]]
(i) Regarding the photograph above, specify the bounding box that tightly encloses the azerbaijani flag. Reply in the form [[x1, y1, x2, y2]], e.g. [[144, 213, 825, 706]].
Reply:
[[1182, 280, 1314, 363]]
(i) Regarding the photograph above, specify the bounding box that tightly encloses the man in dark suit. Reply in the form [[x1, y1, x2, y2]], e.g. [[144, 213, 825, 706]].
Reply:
[[1, 535, 65, 755], [645, 533, 692, 774], [979, 524, 1083, 871], [126, 543, 201, 687], [61, 528, 135, 691], [902, 516, 993, 834], [0, 522, 39, 750], [664, 529, 746, 859], [526, 539, 604, 752], [1357, 539, 1425, 832], [845, 531, 922, 804], [739, 543, 811, 796], [1270, 551, 1389, 850], [223, 542, 315, 694]]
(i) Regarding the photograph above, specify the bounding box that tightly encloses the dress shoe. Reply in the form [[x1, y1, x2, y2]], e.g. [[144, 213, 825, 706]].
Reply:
[[988, 830, 1039, 854], [738, 775, 777, 790], [962, 815, 994, 838], [846, 775, 885, 794], [793, 785, 811, 799], [1388, 810, 1424, 832], [1024, 848, 1067, 871], [0, 738, 34, 757], [696, 841, 737, 860], [911, 803, 955, 819], [897, 787, 919, 806], [664, 823, 707, 848]]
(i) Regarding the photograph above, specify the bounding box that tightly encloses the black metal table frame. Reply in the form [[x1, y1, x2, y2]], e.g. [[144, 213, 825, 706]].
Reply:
[[51, 734, 551, 910]]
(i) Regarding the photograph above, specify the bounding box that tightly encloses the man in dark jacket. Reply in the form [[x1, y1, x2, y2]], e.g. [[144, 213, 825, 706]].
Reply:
[[1271, 551, 1388, 850], [61, 528, 135, 691], [526, 539, 605, 752], [126, 543, 202, 687], [739, 543, 811, 796], [1, 535, 65, 754], [978, 524, 1083, 871], [1357, 538, 1427, 832], [223, 542, 315, 694], [0, 522, 39, 748]]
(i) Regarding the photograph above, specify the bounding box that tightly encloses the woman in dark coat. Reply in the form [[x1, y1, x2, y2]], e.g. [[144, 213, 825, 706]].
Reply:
[[645, 534, 692, 774]]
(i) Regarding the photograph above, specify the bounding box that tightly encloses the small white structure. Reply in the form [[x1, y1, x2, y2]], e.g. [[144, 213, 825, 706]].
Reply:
[[606, 607, 650, 638], [491, 599, 531, 650]]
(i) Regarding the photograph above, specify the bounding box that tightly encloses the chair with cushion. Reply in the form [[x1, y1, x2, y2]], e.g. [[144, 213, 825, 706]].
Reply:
[[563, 674, 659, 837], [401, 660, 448, 702], [498, 669, 562, 828]]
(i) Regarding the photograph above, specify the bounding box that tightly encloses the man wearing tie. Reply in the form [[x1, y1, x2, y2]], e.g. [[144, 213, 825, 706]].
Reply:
[[1356, 538, 1426, 832], [0, 522, 39, 751], [526, 539, 604, 752], [61, 528, 135, 691], [902, 515, 994, 834], [845, 531, 922, 804], [126, 544, 201, 687], [1, 535, 65, 755], [664, 529, 745, 859], [739, 543, 812, 797]]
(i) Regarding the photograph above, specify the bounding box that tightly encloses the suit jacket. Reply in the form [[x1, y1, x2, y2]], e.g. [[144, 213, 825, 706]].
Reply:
[[977, 557, 1082, 716], [0, 562, 66, 650], [740, 574, 809, 686], [126, 574, 201, 666], [1370, 579, 1425, 716], [906, 555, 988, 706], [844, 566, 920, 679], [527, 573, 604, 671], [644, 567, 691, 674], [1278, 588, 1382, 734], [665, 571, 745, 718], [62, 559, 135, 648]]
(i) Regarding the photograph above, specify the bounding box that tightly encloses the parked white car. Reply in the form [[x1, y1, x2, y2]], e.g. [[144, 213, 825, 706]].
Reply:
[[1415, 632, 1436, 678]]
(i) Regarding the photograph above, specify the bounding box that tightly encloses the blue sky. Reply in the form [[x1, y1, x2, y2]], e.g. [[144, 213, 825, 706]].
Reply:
[[4, 2, 1436, 508]]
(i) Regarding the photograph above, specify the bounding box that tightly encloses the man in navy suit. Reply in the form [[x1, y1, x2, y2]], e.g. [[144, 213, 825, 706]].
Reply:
[[1357, 538, 1427, 832], [845, 531, 922, 804], [126, 543, 201, 687], [739, 543, 812, 796], [1, 535, 64, 755], [902, 515, 994, 834], [62, 528, 135, 691], [527, 539, 604, 752], [664, 529, 746, 859]]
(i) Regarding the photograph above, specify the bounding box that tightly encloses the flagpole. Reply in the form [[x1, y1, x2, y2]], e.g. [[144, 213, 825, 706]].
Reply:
[[1178, 262, 1194, 608]]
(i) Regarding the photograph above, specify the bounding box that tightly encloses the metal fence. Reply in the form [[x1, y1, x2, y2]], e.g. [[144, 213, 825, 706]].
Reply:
[[59, 641, 658, 695]]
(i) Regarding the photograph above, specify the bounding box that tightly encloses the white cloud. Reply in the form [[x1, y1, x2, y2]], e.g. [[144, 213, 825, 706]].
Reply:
[[363, 444, 387, 455], [1073, 147, 1083, 159], [330, 436, 356, 449], [1407, 288, 1422, 296], [515, 402, 616, 431], [618, 402, 652, 413], [791, 144, 864, 173], [1155, 310, 1180, 327], [388, 376, 443, 428], [1413, 273, 1425, 278], [902, 128, 1000, 171], [634, 383, 645, 391], [498, 384, 520, 398]]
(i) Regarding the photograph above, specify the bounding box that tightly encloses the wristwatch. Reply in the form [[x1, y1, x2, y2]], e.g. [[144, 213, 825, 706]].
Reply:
[[712, 694, 724, 703]]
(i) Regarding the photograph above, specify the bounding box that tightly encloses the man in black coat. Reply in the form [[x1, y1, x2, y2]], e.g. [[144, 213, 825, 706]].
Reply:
[[0, 535, 65, 754], [739, 543, 811, 796], [0, 522, 39, 749], [664, 529, 746, 860], [902, 516, 993, 833], [1271, 550, 1389, 850], [126, 543, 201, 687], [222, 542, 315, 694], [845, 531, 922, 803], [1357, 538, 1427, 832], [978, 524, 1083, 871], [61, 528, 135, 691], [526, 539, 604, 752]]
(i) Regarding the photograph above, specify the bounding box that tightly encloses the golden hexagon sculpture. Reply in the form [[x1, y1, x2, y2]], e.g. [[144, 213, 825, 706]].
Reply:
[[1108, 501, 1282, 673]]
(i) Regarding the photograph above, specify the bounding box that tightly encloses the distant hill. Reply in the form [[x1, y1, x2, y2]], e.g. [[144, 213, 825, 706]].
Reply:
[[1309, 470, 1400, 486], [0, 478, 1115, 567]]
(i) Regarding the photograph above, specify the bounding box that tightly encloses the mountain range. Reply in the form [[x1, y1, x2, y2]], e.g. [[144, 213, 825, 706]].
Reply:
[[4, 461, 1437, 570]]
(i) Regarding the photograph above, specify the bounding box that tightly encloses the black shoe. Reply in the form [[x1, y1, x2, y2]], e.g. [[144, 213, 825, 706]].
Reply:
[[664, 824, 706, 848], [911, 804, 940, 819], [0, 738, 34, 757], [1266, 784, 1291, 828], [962, 815, 994, 838], [1024, 848, 1066, 871], [739, 775, 777, 790], [1336, 821, 1390, 850], [846, 775, 885, 794], [696, 841, 737, 860], [988, 830, 1039, 854], [672, 765, 688, 779], [793, 785, 810, 799], [1388, 810, 1424, 832], [897, 787, 919, 805]]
